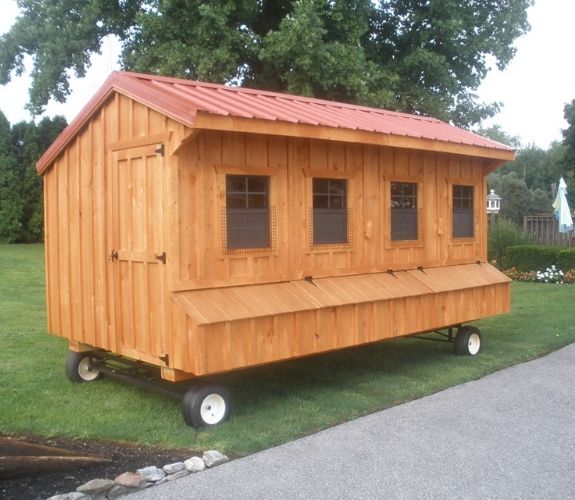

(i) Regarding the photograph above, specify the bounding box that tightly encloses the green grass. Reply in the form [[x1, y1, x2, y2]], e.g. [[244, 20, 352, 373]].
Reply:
[[1, 243, 574, 456]]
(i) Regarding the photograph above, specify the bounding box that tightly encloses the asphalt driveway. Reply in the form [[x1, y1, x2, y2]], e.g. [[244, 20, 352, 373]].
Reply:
[[130, 343, 575, 499]]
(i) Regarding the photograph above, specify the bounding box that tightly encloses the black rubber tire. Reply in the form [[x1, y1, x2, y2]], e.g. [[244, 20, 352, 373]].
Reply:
[[182, 385, 231, 428], [454, 326, 482, 356], [65, 351, 104, 383]]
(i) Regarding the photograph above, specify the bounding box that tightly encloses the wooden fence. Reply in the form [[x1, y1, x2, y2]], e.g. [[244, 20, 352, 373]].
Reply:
[[523, 215, 574, 247]]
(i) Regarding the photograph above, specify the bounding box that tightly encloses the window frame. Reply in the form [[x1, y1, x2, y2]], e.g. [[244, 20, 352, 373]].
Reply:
[[303, 169, 355, 252], [312, 177, 349, 246], [385, 177, 423, 248], [216, 165, 280, 256], [451, 183, 476, 240], [225, 174, 270, 250]]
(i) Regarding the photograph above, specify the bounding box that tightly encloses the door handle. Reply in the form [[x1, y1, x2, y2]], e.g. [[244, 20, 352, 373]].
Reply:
[[110, 249, 118, 261]]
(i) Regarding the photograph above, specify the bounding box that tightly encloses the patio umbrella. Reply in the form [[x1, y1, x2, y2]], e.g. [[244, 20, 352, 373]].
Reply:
[[552, 177, 573, 233]]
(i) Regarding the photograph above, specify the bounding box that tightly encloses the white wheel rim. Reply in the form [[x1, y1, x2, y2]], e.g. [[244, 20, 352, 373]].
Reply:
[[468, 333, 481, 355], [200, 394, 226, 425], [78, 357, 100, 381]]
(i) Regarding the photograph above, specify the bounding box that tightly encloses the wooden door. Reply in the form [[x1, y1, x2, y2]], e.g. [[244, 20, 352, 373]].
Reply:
[[111, 144, 166, 364]]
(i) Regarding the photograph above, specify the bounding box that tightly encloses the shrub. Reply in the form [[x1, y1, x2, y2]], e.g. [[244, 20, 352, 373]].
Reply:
[[534, 265, 564, 284], [502, 245, 560, 272], [503, 265, 575, 284], [557, 248, 575, 271], [488, 217, 530, 268]]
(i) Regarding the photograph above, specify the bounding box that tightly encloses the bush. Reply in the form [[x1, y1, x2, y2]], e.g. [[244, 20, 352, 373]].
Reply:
[[504, 265, 575, 284], [488, 217, 530, 268], [557, 248, 575, 271], [502, 245, 561, 272]]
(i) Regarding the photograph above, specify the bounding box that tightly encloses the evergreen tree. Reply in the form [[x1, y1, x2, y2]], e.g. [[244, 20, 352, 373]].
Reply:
[[0, 113, 66, 242]]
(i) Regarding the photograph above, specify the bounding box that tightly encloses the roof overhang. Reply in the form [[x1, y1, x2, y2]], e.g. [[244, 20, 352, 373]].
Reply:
[[36, 71, 516, 175], [192, 113, 516, 162]]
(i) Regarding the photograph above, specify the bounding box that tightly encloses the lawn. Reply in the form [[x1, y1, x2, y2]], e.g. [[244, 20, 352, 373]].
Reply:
[[1, 243, 574, 456]]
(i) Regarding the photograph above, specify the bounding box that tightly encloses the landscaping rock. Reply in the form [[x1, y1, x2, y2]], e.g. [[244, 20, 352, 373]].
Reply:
[[76, 478, 115, 495], [163, 461, 186, 475], [167, 469, 190, 481], [47, 493, 89, 500], [137, 465, 166, 482], [202, 450, 229, 468], [185, 456, 206, 472], [114, 471, 145, 488], [107, 484, 132, 499]]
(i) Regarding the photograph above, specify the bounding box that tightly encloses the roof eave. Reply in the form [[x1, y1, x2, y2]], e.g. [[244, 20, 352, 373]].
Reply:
[[36, 73, 121, 175], [36, 72, 198, 175], [192, 112, 516, 162]]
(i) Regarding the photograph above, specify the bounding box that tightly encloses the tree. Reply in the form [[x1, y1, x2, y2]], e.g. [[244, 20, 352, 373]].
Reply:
[[559, 99, 575, 205], [476, 125, 521, 149], [0, 0, 533, 126], [488, 171, 550, 226], [0, 113, 67, 242], [0, 111, 21, 241]]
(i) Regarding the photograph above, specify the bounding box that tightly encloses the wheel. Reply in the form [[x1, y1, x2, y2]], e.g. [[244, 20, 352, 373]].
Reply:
[[65, 351, 104, 382], [182, 385, 230, 428], [454, 326, 482, 356]]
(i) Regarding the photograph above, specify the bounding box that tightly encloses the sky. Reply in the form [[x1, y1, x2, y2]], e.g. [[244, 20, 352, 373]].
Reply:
[[0, 0, 574, 149]]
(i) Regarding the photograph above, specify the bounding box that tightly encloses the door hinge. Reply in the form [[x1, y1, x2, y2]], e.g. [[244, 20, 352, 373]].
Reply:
[[155, 252, 167, 264], [154, 144, 165, 156]]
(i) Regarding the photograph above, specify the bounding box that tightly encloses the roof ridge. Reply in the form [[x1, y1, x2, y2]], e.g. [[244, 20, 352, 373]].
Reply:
[[116, 71, 442, 124]]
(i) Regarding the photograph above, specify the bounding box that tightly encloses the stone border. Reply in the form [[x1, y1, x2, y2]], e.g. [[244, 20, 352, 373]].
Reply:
[[47, 450, 229, 499]]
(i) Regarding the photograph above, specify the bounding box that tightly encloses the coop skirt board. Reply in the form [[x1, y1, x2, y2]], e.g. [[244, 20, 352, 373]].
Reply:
[[169, 262, 511, 376]]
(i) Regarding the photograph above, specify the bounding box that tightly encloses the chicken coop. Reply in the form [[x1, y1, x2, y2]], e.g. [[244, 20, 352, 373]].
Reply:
[[37, 71, 514, 427]]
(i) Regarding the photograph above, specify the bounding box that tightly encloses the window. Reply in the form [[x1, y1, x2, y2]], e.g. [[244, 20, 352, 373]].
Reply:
[[313, 178, 348, 244], [226, 175, 269, 249], [452, 185, 474, 238], [391, 182, 418, 241]]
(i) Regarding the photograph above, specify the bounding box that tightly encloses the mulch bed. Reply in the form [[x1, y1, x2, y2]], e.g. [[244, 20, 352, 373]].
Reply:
[[0, 435, 195, 500]]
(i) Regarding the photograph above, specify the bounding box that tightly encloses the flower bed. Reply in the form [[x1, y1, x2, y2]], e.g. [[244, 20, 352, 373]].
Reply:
[[503, 265, 575, 284]]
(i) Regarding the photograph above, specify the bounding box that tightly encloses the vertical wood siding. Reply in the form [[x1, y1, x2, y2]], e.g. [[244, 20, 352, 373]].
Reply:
[[43, 92, 501, 379], [43, 95, 187, 360], [171, 281, 510, 377], [176, 131, 487, 288]]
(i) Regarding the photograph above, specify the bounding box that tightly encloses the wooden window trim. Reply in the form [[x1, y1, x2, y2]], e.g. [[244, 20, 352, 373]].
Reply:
[[385, 176, 424, 248], [306, 174, 355, 252], [449, 181, 479, 242], [216, 167, 280, 257]]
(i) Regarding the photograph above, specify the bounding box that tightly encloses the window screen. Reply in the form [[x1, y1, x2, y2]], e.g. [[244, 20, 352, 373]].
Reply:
[[313, 178, 348, 244], [391, 182, 418, 241], [226, 175, 269, 249], [452, 185, 474, 238]]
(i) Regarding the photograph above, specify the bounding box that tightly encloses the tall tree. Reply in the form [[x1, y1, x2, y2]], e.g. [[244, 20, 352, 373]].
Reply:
[[0, 114, 66, 242], [0, 111, 21, 241], [0, 0, 532, 126], [559, 99, 575, 205]]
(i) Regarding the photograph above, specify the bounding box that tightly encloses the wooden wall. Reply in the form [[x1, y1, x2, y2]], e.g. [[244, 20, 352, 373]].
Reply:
[[43, 94, 188, 360], [43, 92, 502, 378], [169, 280, 510, 377], [176, 131, 488, 290]]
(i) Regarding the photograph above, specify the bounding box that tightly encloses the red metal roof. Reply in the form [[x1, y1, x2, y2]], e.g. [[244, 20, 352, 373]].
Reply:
[[37, 71, 513, 174]]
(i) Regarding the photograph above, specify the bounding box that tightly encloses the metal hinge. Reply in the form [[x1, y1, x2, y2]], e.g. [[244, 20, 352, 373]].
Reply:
[[155, 252, 167, 264], [154, 144, 165, 156]]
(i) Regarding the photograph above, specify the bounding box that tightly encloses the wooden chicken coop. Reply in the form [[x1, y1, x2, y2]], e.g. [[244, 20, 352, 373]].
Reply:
[[37, 71, 514, 427]]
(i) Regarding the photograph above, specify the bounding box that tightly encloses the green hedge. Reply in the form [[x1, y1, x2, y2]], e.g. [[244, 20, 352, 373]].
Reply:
[[557, 249, 575, 271], [503, 245, 575, 271]]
